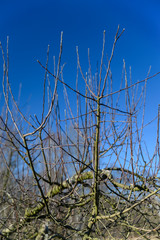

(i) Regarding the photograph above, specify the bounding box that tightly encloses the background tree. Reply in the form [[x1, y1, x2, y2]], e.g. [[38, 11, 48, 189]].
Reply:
[[0, 27, 160, 240]]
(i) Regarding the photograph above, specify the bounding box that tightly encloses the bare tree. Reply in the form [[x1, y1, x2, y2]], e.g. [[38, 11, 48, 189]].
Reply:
[[0, 27, 160, 240]]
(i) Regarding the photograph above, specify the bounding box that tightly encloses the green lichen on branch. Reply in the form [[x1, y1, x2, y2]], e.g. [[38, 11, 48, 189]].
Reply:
[[1, 168, 158, 238]]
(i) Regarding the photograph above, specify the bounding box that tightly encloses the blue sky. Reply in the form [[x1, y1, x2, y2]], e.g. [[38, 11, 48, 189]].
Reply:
[[0, 0, 160, 155]]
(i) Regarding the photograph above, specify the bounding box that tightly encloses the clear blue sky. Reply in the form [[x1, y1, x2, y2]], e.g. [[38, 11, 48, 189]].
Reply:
[[0, 0, 160, 154]]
